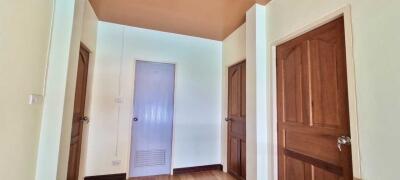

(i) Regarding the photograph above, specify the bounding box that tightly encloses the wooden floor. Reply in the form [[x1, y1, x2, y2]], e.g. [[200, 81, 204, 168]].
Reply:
[[129, 170, 236, 180]]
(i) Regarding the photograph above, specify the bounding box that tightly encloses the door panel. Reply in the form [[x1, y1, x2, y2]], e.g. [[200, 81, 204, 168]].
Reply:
[[285, 131, 339, 165], [229, 137, 241, 176], [227, 61, 246, 179], [282, 43, 310, 125], [230, 66, 241, 118], [67, 46, 90, 180], [240, 140, 246, 178], [285, 156, 307, 180], [309, 33, 349, 130], [313, 166, 341, 180], [283, 47, 302, 124], [130, 61, 175, 177], [277, 17, 352, 180]]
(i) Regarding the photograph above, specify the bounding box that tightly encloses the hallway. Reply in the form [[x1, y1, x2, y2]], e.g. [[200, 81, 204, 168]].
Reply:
[[3, 0, 400, 180]]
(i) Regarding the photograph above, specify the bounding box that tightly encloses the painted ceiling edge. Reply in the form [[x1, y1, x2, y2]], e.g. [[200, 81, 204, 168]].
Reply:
[[95, 19, 238, 41], [88, 0, 271, 41], [256, 0, 271, 5]]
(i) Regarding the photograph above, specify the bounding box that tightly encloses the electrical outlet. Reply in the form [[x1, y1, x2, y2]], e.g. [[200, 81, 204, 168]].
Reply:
[[112, 160, 121, 166]]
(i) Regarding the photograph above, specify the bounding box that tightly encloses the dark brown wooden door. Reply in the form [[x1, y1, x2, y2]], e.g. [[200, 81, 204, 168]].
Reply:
[[227, 61, 246, 180], [277, 17, 353, 180], [67, 46, 90, 180]]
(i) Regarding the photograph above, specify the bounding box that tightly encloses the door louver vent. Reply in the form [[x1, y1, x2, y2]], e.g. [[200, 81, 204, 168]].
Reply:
[[134, 149, 166, 167]]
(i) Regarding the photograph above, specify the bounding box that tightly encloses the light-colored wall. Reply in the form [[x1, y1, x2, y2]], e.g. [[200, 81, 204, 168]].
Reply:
[[222, 24, 246, 66], [246, 5, 268, 180], [56, 0, 88, 178], [221, 23, 246, 172], [35, 0, 98, 179], [81, 0, 98, 51], [265, 0, 400, 179], [35, 0, 78, 179], [85, 22, 222, 176], [57, 1, 98, 179], [0, 0, 53, 179]]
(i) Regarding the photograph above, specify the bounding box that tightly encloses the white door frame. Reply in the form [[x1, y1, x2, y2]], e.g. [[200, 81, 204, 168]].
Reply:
[[269, 5, 362, 180], [125, 59, 178, 177]]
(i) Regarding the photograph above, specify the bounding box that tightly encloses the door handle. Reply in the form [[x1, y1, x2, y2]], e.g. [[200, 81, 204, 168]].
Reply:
[[225, 117, 232, 122], [80, 116, 89, 123], [133, 117, 139, 122], [337, 136, 351, 151]]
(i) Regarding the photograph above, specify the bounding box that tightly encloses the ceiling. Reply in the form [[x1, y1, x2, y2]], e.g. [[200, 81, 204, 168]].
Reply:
[[89, 0, 270, 41]]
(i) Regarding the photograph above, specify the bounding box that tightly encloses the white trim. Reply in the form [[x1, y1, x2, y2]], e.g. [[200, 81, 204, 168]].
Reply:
[[125, 59, 177, 178], [268, 5, 362, 180]]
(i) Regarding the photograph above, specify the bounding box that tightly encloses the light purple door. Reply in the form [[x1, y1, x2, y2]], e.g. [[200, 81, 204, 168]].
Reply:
[[130, 60, 175, 177]]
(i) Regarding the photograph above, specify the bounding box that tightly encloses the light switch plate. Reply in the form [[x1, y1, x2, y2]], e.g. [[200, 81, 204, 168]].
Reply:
[[28, 94, 43, 105]]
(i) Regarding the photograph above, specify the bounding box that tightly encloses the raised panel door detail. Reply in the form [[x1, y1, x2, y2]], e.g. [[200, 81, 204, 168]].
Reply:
[[285, 156, 307, 180], [310, 36, 348, 129], [229, 67, 241, 118], [313, 166, 340, 180], [277, 17, 352, 180], [240, 140, 246, 178], [227, 61, 246, 180], [283, 46, 300, 123], [282, 43, 310, 125], [229, 137, 241, 176], [285, 131, 340, 165]]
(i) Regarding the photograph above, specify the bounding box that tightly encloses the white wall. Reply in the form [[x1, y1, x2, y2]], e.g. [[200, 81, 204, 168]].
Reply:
[[56, 0, 88, 178], [85, 22, 222, 176], [265, 0, 400, 179], [246, 5, 268, 180], [0, 0, 53, 179], [221, 23, 246, 172], [35, 0, 77, 179], [36, 0, 98, 179], [56, 0, 98, 179]]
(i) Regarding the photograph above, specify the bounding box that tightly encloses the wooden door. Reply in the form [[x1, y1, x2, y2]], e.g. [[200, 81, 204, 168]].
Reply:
[[67, 46, 90, 180], [277, 17, 353, 180], [227, 61, 246, 180]]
